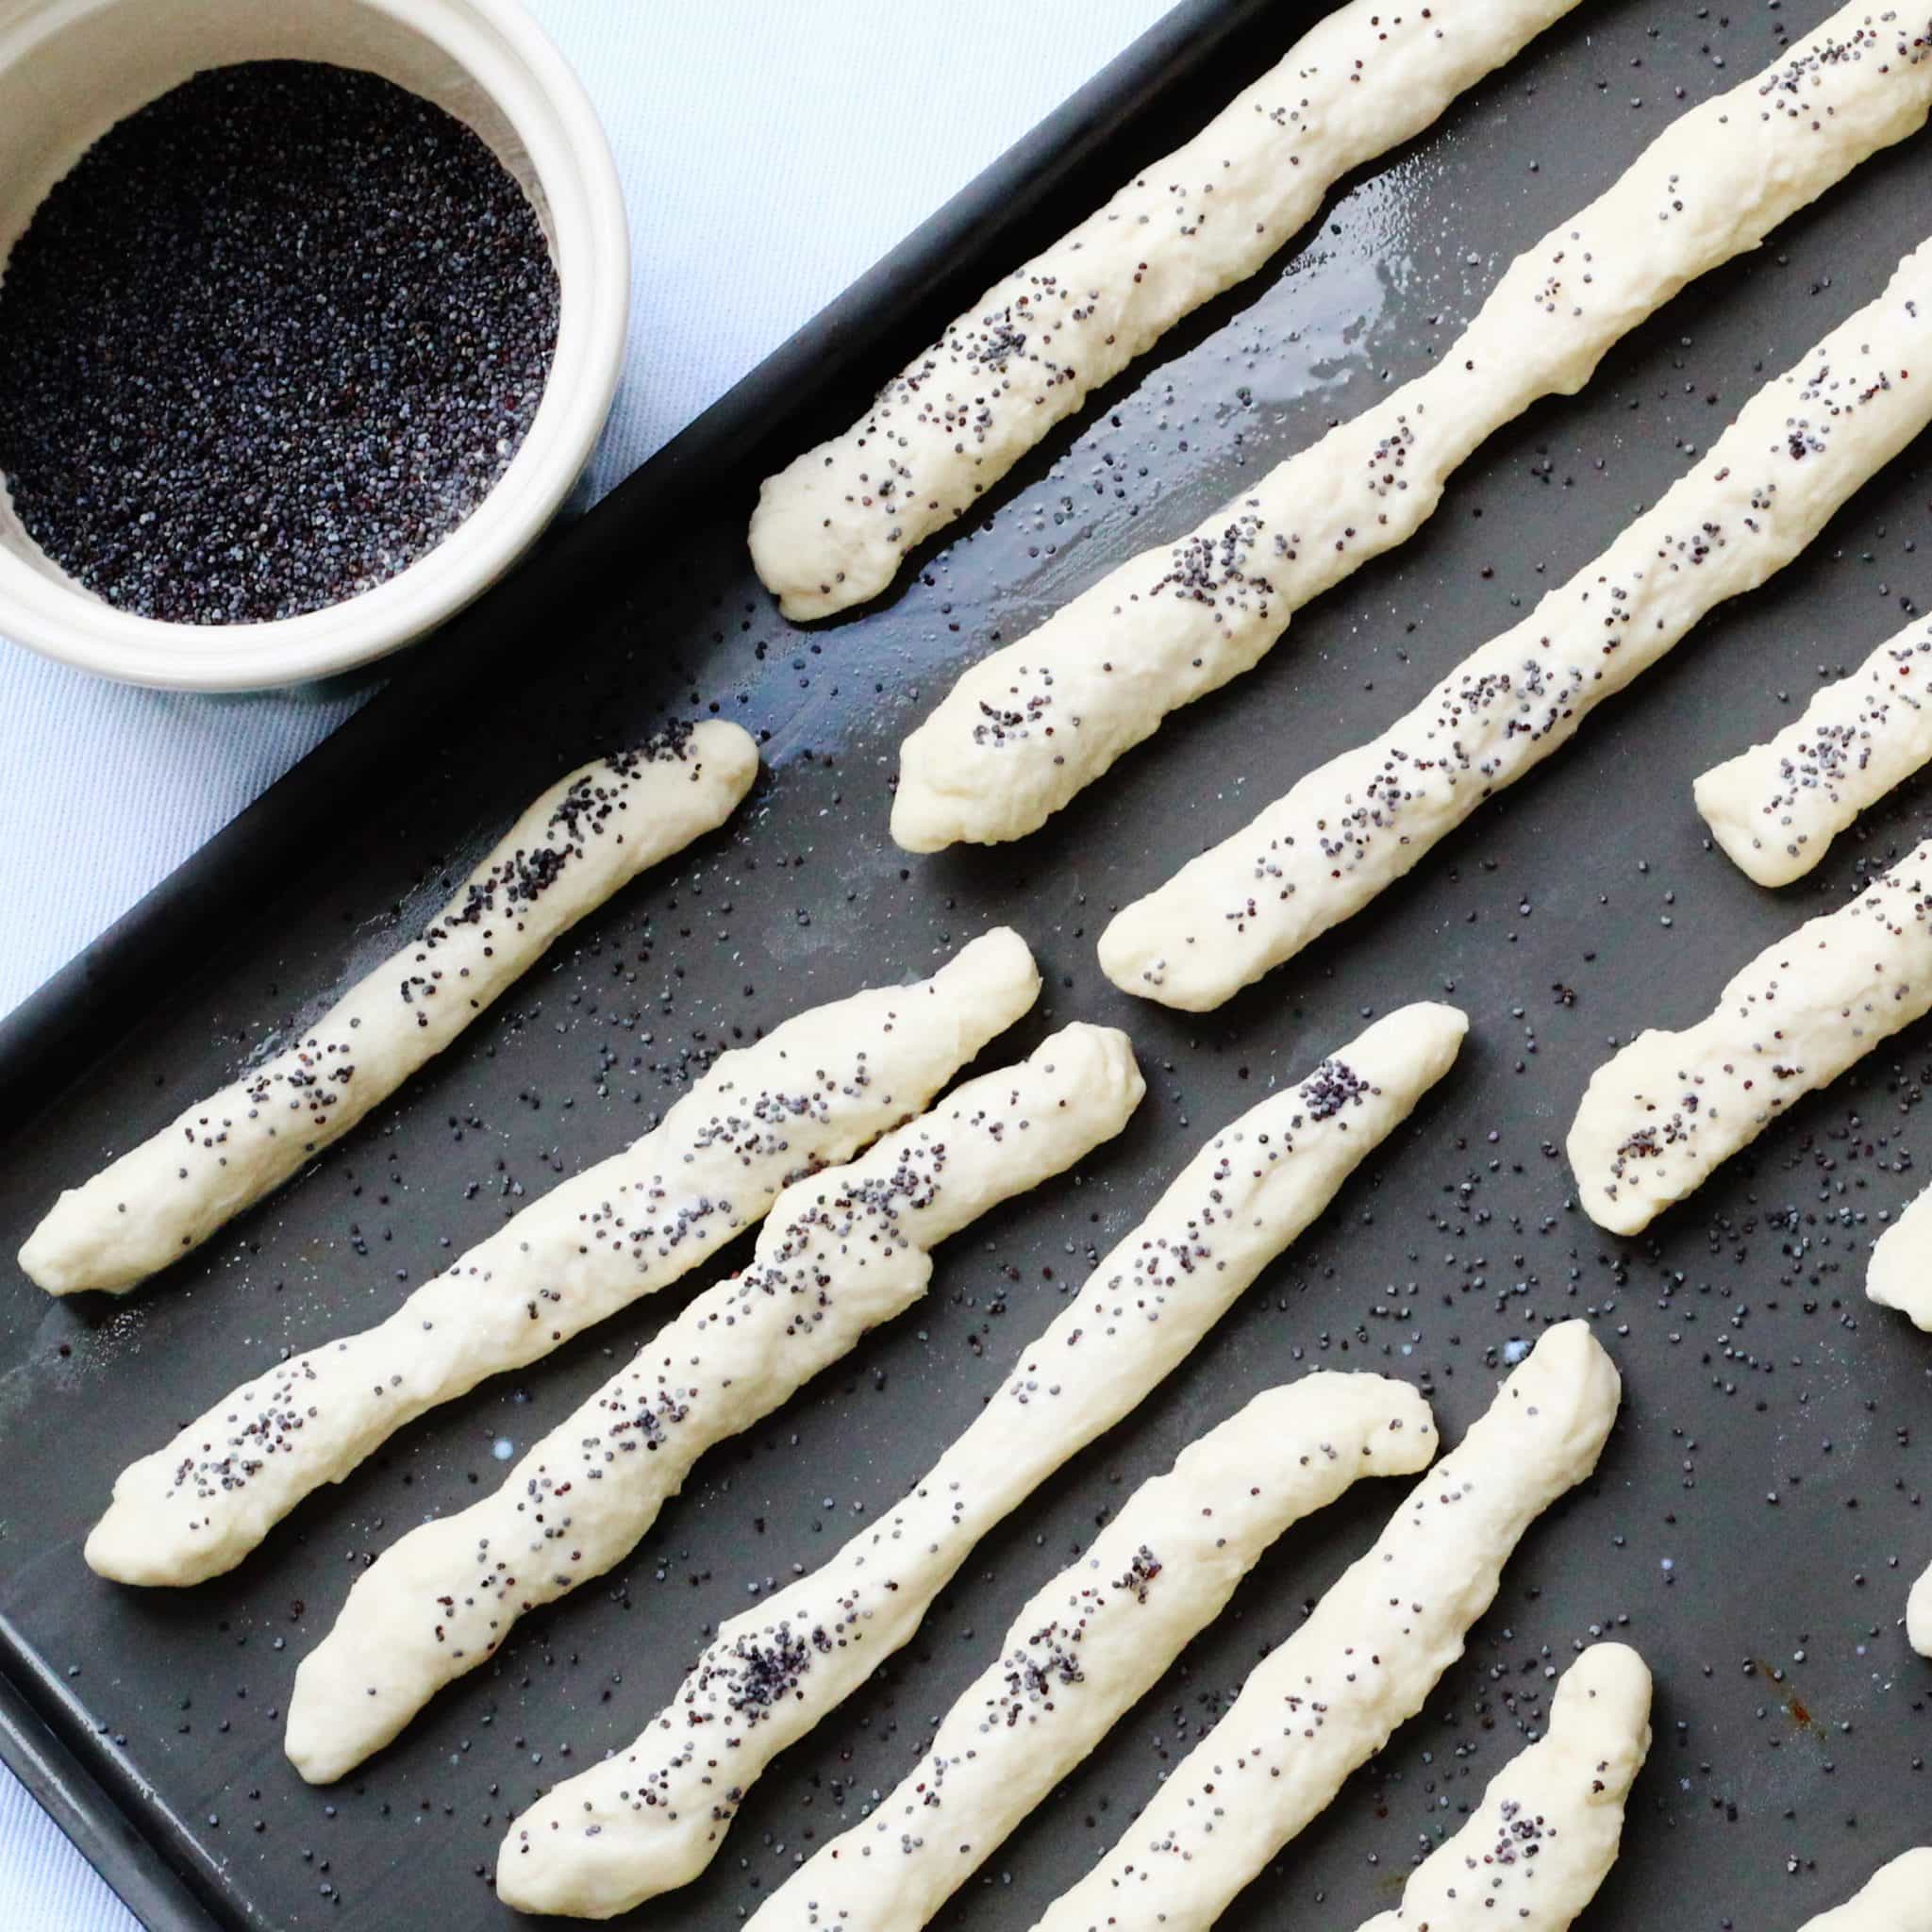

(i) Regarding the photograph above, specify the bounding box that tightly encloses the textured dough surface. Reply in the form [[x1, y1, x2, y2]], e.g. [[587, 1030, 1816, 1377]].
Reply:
[[1697, 614, 1932, 885], [741, 1374, 1438, 1932], [1353, 1643, 1652, 1932], [1568, 834, 1932, 1234], [1866, 1180, 1932, 1331], [285, 1024, 1144, 1783], [892, 7, 1932, 854], [84, 929, 1041, 1588], [498, 1003, 1466, 1918], [20, 722, 759, 1295], [1032, 1320, 1621, 1932], [1101, 239, 1932, 1010], [1910, 1564, 1932, 1657], [1795, 1849, 1932, 1929], [748, 0, 1579, 620]]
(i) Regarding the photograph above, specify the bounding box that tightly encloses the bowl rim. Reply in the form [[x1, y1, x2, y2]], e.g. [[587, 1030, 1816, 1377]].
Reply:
[[0, 0, 630, 692]]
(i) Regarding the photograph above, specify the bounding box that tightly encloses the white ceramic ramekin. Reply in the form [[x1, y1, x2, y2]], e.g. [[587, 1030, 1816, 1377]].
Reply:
[[0, 0, 628, 691]]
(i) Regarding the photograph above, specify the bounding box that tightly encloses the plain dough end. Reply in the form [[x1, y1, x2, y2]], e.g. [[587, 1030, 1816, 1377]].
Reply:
[[934, 925, 1041, 1026], [18, 1191, 147, 1297], [1908, 1563, 1932, 1659], [1691, 759, 1807, 888], [496, 1805, 706, 1921], [1096, 900, 1230, 1013], [888, 769, 961, 853], [1866, 1203, 1932, 1331], [84, 1502, 195, 1589], [689, 718, 762, 802], [747, 463, 891, 623], [1557, 1639, 1654, 1749], [889, 740, 1028, 853], [285, 1641, 391, 1785], [1802, 1848, 1932, 1931], [1516, 1319, 1624, 1467]]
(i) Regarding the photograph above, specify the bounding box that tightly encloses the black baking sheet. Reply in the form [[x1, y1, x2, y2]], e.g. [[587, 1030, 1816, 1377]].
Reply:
[[4, 2, 1931, 1927]]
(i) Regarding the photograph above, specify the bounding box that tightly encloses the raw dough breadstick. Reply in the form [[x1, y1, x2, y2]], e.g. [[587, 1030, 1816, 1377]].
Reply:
[[892, 7, 1932, 854], [741, 1374, 1438, 1932], [1866, 1180, 1932, 1331], [498, 1002, 1466, 1919], [1795, 1850, 1932, 1929], [749, 0, 1581, 622], [83, 930, 1041, 1589], [1697, 615, 1932, 886], [1568, 833, 1932, 1234], [1910, 1562, 1932, 1657], [1352, 1644, 1652, 1932], [1032, 1319, 1621, 1932], [20, 723, 759, 1296], [285, 1024, 1143, 1782], [1103, 240, 1932, 1011]]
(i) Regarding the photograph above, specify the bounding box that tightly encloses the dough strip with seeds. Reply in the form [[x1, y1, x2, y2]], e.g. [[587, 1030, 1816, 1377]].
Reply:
[[21, 722, 759, 1295], [1568, 832, 1932, 1234], [741, 1374, 1438, 1932], [1697, 612, 1932, 886], [499, 1003, 1465, 1918], [749, 0, 1581, 620], [1102, 239, 1932, 1011], [85, 928, 1041, 1588], [1352, 1643, 1651, 1932], [1030, 1320, 1620, 1932], [285, 1023, 1144, 1782], [892, 7, 1932, 854]]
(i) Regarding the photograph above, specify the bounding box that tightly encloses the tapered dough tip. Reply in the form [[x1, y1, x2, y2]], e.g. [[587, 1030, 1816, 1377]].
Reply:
[[1367, 1000, 1470, 1066], [82, 1507, 171, 1587], [285, 1650, 371, 1786], [1689, 761, 1779, 887], [1812, 1848, 1932, 1929], [1514, 1318, 1624, 1431], [1095, 900, 1233, 1012], [1866, 1208, 1932, 1333], [1041, 1022, 1147, 1119], [747, 472, 881, 623], [888, 769, 957, 854], [1564, 1037, 1680, 1237], [1280, 1371, 1440, 1473], [937, 924, 1041, 1005], [496, 1814, 698, 1921], [17, 1220, 90, 1296], [688, 717, 761, 791], [1557, 1640, 1654, 1734], [20, 1187, 175, 1295]]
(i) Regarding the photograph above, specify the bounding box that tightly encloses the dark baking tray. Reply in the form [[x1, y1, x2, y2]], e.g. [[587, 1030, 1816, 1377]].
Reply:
[[5, 1, 1931, 1926]]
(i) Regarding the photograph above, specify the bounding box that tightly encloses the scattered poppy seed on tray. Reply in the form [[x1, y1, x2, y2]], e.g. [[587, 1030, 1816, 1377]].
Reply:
[[0, 60, 559, 625]]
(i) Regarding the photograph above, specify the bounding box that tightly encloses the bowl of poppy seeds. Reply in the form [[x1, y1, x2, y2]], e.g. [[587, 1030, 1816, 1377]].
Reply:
[[0, 0, 628, 690]]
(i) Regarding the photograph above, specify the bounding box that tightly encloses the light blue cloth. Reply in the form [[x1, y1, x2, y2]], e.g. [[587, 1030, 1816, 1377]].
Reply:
[[0, 3, 1169, 1924]]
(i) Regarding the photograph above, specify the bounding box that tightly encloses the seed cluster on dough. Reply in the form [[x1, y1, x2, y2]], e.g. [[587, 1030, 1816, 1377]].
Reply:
[[1696, 614, 1932, 885], [1568, 834, 1932, 1234]]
